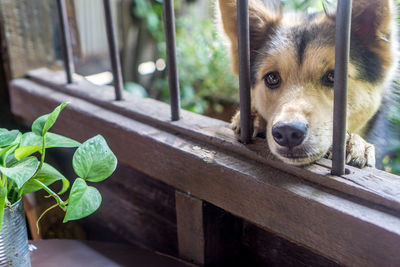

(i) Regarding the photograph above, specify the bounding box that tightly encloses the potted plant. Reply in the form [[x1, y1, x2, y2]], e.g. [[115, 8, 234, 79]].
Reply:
[[0, 102, 117, 266]]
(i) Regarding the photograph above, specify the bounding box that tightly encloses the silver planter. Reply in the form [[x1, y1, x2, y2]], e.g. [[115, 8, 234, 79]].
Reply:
[[0, 199, 31, 266]]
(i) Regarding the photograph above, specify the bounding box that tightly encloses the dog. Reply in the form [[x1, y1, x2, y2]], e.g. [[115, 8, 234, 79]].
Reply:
[[218, 0, 399, 168]]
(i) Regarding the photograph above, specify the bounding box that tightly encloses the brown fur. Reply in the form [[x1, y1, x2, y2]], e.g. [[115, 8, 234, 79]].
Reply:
[[218, 0, 398, 167]]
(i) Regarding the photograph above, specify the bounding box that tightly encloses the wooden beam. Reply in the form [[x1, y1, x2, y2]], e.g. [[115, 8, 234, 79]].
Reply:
[[9, 77, 400, 266], [175, 191, 205, 265], [175, 192, 244, 266], [26, 68, 400, 213], [0, 0, 56, 78]]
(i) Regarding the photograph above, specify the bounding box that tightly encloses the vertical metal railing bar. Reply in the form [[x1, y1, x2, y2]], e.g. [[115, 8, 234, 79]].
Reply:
[[56, 0, 75, 84], [331, 0, 352, 175], [237, 0, 252, 144], [103, 0, 124, 101], [163, 0, 181, 121]]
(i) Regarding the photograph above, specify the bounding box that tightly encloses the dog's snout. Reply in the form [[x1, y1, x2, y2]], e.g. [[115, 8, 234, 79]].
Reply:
[[272, 122, 308, 148]]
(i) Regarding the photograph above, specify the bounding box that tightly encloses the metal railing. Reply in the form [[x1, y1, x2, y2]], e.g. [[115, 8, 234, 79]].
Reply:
[[56, 0, 352, 176]]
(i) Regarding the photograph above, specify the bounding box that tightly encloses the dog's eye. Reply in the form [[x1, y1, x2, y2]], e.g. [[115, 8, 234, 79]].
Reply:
[[264, 71, 281, 89], [322, 70, 335, 87]]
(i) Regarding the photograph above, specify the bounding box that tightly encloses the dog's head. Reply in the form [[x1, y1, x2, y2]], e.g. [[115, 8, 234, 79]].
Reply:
[[219, 0, 398, 165]]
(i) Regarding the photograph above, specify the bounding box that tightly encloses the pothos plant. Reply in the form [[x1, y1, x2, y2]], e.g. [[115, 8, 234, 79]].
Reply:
[[0, 102, 117, 230]]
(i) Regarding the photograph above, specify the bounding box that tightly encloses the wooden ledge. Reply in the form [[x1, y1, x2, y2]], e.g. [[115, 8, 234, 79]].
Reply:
[[9, 69, 400, 266], [25, 68, 400, 212]]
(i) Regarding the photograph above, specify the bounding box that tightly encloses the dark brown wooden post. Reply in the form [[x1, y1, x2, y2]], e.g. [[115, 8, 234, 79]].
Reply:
[[175, 191, 243, 266], [175, 191, 205, 265]]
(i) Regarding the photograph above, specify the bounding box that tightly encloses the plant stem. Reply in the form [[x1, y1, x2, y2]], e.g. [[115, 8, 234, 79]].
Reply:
[[7, 179, 13, 193], [39, 135, 46, 169], [31, 135, 47, 180], [11, 189, 18, 204], [32, 179, 66, 210], [36, 203, 59, 235]]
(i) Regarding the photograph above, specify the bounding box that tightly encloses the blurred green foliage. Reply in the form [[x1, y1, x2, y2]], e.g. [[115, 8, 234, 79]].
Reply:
[[155, 17, 239, 113], [131, 0, 238, 114]]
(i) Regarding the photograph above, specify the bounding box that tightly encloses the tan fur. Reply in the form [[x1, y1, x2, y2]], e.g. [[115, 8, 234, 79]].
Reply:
[[219, 0, 398, 167], [218, 0, 280, 75]]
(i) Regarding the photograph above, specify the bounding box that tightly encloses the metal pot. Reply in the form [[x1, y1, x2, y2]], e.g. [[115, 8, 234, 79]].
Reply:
[[0, 199, 31, 266]]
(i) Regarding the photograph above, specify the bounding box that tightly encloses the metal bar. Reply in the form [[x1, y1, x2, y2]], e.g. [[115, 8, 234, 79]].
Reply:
[[103, 0, 123, 101], [56, 0, 75, 84], [163, 0, 181, 121], [331, 0, 352, 175], [237, 0, 252, 144]]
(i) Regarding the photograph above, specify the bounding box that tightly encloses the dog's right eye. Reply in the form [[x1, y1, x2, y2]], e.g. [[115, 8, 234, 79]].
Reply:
[[322, 70, 335, 87], [264, 71, 281, 89]]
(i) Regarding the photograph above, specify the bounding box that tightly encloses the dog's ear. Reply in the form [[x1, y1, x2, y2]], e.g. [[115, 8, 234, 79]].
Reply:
[[218, 0, 279, 75], [351, 0, 394, 43]]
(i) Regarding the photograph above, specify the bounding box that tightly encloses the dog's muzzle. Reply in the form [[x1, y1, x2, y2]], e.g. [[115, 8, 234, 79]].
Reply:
[[272, 122, 308, 149]]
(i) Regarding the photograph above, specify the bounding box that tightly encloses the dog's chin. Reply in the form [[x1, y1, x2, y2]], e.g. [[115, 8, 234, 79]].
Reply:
[[272, 148, 326, 166]]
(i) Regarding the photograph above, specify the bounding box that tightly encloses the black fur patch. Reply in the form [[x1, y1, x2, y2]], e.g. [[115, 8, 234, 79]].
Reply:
[[350, 35, 383, 83], [296, 30, 308, 65]]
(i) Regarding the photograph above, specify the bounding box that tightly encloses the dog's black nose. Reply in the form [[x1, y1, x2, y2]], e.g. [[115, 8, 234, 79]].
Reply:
[[272, 122, 308, 148]]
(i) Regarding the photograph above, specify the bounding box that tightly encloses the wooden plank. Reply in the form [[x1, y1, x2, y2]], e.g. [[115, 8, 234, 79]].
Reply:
[[82, 165, 178, 256], [175, 191, 205, 265], [0, 1, 56, 78], [9, 78, 400, 266], [26, 68, 400, 213], [241, 221, 338, 267], [202, 203, 243, 267], [176, 192, 244, 266], [0, 17, 11, 100]]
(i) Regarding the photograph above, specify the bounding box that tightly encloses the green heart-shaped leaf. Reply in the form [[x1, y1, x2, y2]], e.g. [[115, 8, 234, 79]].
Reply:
[[72, 135, 117, 182], [14, 146, 42, 161], [0, 132, 21, 165], [32, 102, 69, 136], [16, 132, 80, 160], [20, 163, 70, 195], [20, 132, 80, 148], [0, 157, 40, 188], [0, 130, 20, 148], [64, 178, 101, 222], [45, 133, 81, 147]]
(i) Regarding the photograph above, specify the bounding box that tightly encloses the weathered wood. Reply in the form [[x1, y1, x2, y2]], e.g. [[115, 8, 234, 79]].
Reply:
[[241, 221, 339, 267], [9, 78, 400, 266], [203, 203, 243, 267], [175, 191, 205, 265], [0, 0, 57, 78], [78, 165, 178, 256], [27, 68, 400, 213], [0, 18, 10, 102], [23, 194, 41, 240]]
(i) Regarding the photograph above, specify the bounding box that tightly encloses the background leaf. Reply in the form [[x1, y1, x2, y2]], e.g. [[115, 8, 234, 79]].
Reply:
[[64, 178, 101, 222], [73, 135, 117, 182], [14, 146, 42, 161], [16, 132, 80, 160], [32, 102, 69, 136], [21, 132, 80, 148], [0, 130, 20, 148], [0, 132, 21, 165], [20, 163, 70, 195], [0, 157, 40, 188]]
